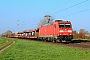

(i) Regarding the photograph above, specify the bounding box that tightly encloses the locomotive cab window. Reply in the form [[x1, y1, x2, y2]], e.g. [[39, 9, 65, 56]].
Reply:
[[65, 24, 71, 28], [59, 24, 64, 28], [59, 24, 71, 28]]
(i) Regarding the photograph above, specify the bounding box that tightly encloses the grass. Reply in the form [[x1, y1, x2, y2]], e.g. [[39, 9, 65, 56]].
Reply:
[[0, 37, 14, 50], [0, 38, 5, 43], [0, 38, 90, 60]]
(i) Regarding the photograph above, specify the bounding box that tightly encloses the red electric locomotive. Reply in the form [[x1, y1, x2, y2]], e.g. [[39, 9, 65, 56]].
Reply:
[[38, 20, 73, 42]]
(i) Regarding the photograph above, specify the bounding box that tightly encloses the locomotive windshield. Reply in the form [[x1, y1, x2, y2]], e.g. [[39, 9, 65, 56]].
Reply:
[[59, 24, 64, 28], [59, 24, 71, 28]]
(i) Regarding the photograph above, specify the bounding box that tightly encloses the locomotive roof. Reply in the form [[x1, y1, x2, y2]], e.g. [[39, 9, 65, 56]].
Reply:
[[55, 20, 70, 22]]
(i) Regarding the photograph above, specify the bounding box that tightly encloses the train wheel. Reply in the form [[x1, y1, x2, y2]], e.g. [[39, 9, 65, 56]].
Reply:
[[59, 39, 62, 43], [52, 40, 56, 43], [66, 40, 71, 44], [66, 41, 69, 44], [56, 40, 58, 43]]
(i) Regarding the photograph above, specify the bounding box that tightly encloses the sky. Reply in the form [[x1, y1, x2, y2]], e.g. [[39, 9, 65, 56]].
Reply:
[[0, 0, 90, 34]]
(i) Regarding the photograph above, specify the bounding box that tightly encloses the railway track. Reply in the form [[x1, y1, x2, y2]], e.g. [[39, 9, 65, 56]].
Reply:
[[25, 39, 90, 50], [66, 42, 90, 50]]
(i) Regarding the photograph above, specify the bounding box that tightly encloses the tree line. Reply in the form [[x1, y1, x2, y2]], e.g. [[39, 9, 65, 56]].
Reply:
[[73, 29, 90, 39]]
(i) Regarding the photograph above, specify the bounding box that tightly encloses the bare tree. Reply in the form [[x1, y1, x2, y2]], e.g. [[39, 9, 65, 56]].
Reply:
[[1, 30, 12, 37], [79, 29, 85, 39], [73, 30, 79, 39], [84, 30, 90, 39], [38, 15, 54, 27], [73, 29, 90, 39], [6, 30, 12, 34]]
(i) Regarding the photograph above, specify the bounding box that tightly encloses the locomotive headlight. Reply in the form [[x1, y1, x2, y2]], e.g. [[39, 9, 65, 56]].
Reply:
[[60, 34, 62, 35], [68, 30, 72, 32], [60, 30, 64, 32], [70, 34, 72, 35]]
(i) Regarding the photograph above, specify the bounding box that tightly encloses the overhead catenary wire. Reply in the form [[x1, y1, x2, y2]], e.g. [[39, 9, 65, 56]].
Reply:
[[60, 9, 90, 18], [52, 0, 89, 15], [18, 20, 25, 26], [33, 0, 89, 27], [53, 0, 71, 10], [18, 0, 89, 31]]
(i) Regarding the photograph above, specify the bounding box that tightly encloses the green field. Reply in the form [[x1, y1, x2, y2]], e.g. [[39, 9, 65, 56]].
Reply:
[[0, 38, 90, 60], [0, 38, 14, 50], [0, 38, 5, 43]]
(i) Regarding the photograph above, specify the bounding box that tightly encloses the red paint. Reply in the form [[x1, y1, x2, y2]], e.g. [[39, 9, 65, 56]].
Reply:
[[39, 20, 73, 39]]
